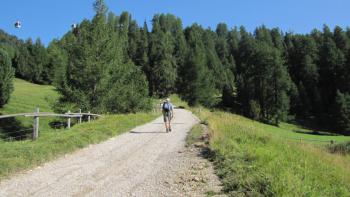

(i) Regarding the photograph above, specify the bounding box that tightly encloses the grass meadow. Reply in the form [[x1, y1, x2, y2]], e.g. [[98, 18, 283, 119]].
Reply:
[[170, 95, 350, 196], [195, 109, 350, 196]]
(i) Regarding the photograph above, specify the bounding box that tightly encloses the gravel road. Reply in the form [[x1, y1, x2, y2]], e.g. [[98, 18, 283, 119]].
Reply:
[[0, 109, 222, 196]]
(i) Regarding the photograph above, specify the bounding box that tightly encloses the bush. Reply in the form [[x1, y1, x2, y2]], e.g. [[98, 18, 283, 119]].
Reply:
[[0, 49, 15, 107]]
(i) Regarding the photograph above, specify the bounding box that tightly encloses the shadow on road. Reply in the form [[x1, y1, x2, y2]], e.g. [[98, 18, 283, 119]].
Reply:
[[152, 123, 185, 125], [130, 131, 167, 134]]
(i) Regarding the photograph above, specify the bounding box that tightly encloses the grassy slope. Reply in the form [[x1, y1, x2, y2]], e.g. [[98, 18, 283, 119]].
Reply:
[[197, 110, 350, 196], [1, 78, 58, 114], [263, 122, 350, 144], [0, 78, 59, 133], [170, 95, 350, 196], [0, 79, 158, 179], [170, 94, 350, 144]]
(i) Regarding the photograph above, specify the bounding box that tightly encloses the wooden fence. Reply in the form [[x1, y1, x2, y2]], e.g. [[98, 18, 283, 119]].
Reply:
[[0, 108, 101, 141]]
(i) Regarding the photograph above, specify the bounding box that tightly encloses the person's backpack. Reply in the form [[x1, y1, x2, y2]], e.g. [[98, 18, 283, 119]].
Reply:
[[162, 102, 170, 112]]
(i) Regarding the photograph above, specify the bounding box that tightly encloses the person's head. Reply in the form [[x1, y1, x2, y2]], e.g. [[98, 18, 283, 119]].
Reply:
[[166, 98, 170, 102]]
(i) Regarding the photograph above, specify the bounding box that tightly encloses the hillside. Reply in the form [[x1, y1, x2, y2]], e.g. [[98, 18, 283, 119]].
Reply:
[[168, 95, 350, 195], [0, 78, 58, 114], [192, 107, 350, 196], [0, 79, 58, 139]]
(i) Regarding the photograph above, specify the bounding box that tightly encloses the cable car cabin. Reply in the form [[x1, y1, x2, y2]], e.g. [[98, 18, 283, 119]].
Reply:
[[15, 21, 21, 28]]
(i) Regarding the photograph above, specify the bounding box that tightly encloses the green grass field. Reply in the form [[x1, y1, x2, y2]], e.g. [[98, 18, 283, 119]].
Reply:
[[263, 122, 350, 144], [1, 78, 58, 114], [0, 79, 158, 179], [0, 78, 59, 135], [194, 109, 350, 196], [171, 94, 350, 145], [168, 95, 350, 196]]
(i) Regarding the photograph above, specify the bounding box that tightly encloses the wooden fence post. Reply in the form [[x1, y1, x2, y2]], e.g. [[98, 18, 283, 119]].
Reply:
[[32, 107, 39, 140], [79, 109, 82, 124], [67, 110, 71, 129], [88, 111, 91, 122]]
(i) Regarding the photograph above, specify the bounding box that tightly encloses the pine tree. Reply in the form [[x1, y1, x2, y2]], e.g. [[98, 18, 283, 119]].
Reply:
[[47, 40, 68, 88], [236, 26, 256, 115], [54, 4, 150, 113], [149, 15, 177, 97], [333, 26, 349, 54], [172, 18, 188, 93], [319, 30, 346, 116], [93, 0, 108, 15], [181, 24, 218, 107], [25, 38, 47, 83], [135, 22, 150, 85], [254, 42, 290, 124], [214, 24, 237, 109], [171, 16, 187, 67], [286, 35, 320, 118], [0, 49, 15, 107], [204, 29, 225, 90], [118, 12, 131, 60], [237, 38, 291, 124], [13, 44, 30, 79], [127, 20, 140, 62], [270, 28, 284, 50], [215, 23, 230, 73], [227, 27, 239, 61], [254, 25, 273, 46], [333, 26, 350, 93]]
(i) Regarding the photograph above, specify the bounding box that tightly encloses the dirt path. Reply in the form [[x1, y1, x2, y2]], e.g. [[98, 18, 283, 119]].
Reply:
[[0, 109, 223, 197]]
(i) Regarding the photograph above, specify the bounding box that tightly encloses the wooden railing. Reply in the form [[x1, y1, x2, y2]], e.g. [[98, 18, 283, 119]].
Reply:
[[0, 108, 101, 140]]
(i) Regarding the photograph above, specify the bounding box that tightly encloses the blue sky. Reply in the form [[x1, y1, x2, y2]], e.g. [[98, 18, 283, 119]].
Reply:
[[1, 0, 350, 46]]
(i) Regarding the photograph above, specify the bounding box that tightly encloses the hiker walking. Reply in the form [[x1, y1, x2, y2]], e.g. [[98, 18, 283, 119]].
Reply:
[[162, 98, 174, 132]]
